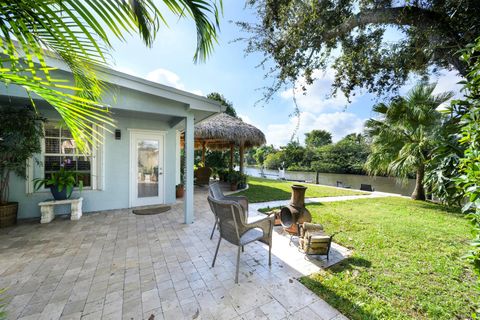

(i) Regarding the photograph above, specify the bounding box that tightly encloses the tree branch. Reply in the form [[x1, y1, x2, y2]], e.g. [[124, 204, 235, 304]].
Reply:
[[319, 6, 467, 75]]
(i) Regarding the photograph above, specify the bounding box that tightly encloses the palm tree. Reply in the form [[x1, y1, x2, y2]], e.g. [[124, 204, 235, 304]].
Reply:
[[0, 0, 221, 152], [365, 82, 453, 200]]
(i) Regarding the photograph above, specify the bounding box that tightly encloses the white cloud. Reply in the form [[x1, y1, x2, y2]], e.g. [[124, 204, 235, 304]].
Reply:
[[433, 69, 463, 96], [146, 68, 183, 88], [238, 114, 261, 128], [190, 89, 204, 96], [279, 69, 357, 113], [397, 69, 463, 111], [399, 69, 463, 97], [111, 66, 204, 96], [112, 66, 140, 77], [265, 111, 366, 147], [238, 114, 251, 123], [145, 68, 203, 96], [272, 68, 367, 147]]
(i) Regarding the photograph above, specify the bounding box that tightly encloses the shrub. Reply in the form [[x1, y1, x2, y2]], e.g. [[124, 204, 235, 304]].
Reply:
[[0, 106, 44, 204]]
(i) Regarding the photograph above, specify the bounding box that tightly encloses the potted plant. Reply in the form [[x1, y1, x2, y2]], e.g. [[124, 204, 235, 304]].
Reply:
[[238, 173, 247, 190], [177, 158, 185, 198], [218, 169, 227, 182], [227, 170, 241, 191], [33, 164, 83, 200], [211, 167, 218, 180], [176, 184, 184, 198], [0, 106, 44, 228]]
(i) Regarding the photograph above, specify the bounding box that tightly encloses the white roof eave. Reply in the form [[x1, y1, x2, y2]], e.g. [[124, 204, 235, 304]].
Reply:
[[39, 51, 223, 113]]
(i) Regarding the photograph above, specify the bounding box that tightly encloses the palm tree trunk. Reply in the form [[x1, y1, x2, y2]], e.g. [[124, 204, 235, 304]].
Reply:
[[411, 164, 426, 201]]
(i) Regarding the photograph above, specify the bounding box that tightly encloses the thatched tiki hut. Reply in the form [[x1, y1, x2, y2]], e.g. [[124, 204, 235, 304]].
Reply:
[[181, 113, 266, 172]]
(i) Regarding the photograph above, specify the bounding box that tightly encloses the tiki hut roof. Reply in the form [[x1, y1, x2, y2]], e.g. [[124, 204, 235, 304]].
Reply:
[[183, 113, 266, 150]]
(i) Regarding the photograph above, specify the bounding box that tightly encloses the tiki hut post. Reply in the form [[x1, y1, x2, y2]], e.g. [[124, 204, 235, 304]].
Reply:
[[229, 142, 234, 171], [201, 140, 206, 164], [239, 141, 245, 173]]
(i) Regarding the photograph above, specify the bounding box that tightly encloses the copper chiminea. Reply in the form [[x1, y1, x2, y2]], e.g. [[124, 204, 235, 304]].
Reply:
[[280, 185, 312, 234]]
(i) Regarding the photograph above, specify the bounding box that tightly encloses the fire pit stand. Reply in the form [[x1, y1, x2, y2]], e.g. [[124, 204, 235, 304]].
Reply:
[[279, 185, 312, 242]]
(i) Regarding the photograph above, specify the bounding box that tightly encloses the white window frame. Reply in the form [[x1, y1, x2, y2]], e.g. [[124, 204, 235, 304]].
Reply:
[[26, 122, 104, 193]]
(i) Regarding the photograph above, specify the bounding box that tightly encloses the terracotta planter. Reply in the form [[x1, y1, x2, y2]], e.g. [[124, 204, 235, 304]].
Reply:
[[0, 202, 18, 228], [176, 186, 185, 198], [230, 183, 238, 191]]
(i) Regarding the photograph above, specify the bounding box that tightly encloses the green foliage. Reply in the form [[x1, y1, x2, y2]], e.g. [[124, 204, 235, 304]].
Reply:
[[217, 168, 229, 182], [33, 166, 83, 198], [454, 36, 480, 283], [285, 164, 311, 172], [310, 161, 342, 173], [305, 130, 332, 149], [263, 151, 285, 170], [207, 92, 238, 118], [0, 106, 44, 204], [311, 135, 370, 174], [281, 141, 306, 168], [424, 105, 465, 205], [262, 134, 370, 173], [194, 148, 234, 175], [235, 177, 366, 203], [263, 143, 305, 170], [205, 150, 229, 169], [1, 1, 220, 153], [241, 0, 478, 101], [245, 148, 257, 165], [226, 170, 243, 183], [253, 145, 276, 165], [365, 82, 453, 200], [300, 197, 477, 319], [0, 288, 6, 320], [226, 170, 247, 189]]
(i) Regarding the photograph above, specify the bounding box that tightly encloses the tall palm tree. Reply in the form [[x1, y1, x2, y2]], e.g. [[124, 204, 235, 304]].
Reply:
[[365, 82, 453, 200], [0, 0, 221, 152]]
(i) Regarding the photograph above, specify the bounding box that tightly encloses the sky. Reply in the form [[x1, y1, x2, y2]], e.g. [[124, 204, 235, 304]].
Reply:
[[108, 1, 462, 147]]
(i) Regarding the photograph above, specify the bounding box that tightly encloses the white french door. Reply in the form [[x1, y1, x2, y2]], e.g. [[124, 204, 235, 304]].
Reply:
[[129, 130, 165, 207]]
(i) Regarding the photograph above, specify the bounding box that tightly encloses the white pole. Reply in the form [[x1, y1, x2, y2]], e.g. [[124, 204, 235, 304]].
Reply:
[[175, 130, 181, 185], [184, 115, 195, 224]]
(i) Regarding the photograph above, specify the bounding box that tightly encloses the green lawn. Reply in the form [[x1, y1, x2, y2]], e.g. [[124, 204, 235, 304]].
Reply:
[[235, 176, 367, 203], [297, 197, 478, 319]]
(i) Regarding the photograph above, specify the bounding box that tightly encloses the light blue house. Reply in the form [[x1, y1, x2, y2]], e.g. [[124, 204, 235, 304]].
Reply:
[[1, 56, 223, 223]]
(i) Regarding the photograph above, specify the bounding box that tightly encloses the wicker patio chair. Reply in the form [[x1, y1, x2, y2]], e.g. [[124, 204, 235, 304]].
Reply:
[[208, 195, 274, 283], [208, 181, 248, 239], [194, 167, 212, 185]]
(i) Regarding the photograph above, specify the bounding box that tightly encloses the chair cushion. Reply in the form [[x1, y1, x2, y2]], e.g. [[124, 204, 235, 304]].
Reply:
[[240, 228, 264, 245]]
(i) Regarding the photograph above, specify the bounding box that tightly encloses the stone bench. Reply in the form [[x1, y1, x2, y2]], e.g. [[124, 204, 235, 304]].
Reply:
[[38, 197, 83, 223]]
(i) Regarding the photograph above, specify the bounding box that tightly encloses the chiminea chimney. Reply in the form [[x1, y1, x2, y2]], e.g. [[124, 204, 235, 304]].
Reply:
[[280, 185, 312, 234]]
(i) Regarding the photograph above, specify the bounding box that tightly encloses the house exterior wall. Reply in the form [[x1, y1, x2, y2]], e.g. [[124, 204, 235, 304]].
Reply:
[[1, 63, 222, 223], [8, 108, 178, 220]]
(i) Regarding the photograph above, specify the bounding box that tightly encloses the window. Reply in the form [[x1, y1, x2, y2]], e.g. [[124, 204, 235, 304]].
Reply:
[[43, 122, 92, 188]]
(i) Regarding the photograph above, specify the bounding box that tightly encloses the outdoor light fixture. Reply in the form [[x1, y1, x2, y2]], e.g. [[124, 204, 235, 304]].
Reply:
[[115, 129, 121, 140]]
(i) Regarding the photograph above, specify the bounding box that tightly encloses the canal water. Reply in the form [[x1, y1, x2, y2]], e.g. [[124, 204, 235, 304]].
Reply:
[[244, 166, 416, 197]]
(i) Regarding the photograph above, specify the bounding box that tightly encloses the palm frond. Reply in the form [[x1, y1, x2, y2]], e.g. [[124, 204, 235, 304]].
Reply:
[[365, 82, 449, 180], [163, 0, 221, 62], [0, 0, 221, 152]]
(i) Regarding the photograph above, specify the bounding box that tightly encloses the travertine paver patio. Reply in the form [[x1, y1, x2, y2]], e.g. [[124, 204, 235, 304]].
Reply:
[[0, 188, 349, 320]]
